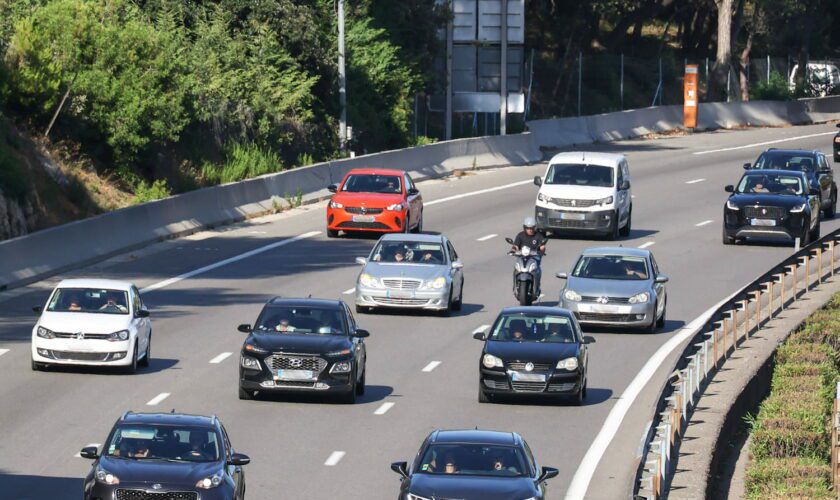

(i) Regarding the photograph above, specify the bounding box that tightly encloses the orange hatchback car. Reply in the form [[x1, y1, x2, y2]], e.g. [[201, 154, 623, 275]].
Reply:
[[326, 168, 424, 237]]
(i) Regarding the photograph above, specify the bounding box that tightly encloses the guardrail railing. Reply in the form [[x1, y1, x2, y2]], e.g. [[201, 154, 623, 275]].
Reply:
[[635, 228, 840, 499], [832, 381, 840, 495]]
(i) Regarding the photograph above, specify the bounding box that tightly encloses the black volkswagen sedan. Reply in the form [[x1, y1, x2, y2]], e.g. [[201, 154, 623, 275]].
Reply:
[[238, 297, 368, 403], [474, 306, 592, 404], [391, 429, 559, 500], [82, 411, 249, 500], [723, 169, 820, 245]]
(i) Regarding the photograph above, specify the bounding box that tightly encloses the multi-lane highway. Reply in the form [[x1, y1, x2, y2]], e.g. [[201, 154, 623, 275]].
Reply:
[[1, 122, 838, 499]]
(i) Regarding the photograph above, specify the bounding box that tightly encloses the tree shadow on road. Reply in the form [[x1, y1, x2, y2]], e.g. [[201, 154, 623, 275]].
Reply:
[[0, 471, 83, 500]]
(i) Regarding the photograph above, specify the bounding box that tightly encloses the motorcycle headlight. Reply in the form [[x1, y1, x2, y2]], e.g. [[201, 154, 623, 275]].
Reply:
[[36, 326, 55, 339], [628, 292, 650, 304], [556, 357, 579, 370], [108, 329, 130, 342], [359, 274, 381, 288], [726, 200, 740, 211], [330, 361, 353, 373], [482, 354, 504, 369], [386, 203, 404, 211], [95, 465, 120, 485], [790, 203, 807, 213], [240, 356, 261, 370], [596, 195, 614, 206], [422, 276, 447, 289], [329, 200, 344, 209], [521, 246, 532, 257], [195, 472, 224, 489], [564, 289, 582, 302]]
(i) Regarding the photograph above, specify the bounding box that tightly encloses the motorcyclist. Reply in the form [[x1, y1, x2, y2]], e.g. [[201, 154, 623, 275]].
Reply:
[[511, 217, 546, 295]]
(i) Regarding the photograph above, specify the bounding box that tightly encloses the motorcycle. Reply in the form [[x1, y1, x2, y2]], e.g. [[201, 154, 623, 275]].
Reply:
[[505, 237, 542, 306]]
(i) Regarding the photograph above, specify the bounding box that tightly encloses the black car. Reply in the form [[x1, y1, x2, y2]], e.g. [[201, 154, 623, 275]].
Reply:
[[747, 148, 836, 217], [390, 429, 559, 500], [237, 297, 368, 403], [723, 169, 821, 245], [834, 124, 840, 162], [473, 306, 592, 404], [82, 412, 249, 500]]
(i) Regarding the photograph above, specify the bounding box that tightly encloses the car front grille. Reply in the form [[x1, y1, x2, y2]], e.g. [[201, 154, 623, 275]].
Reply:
[[115, 490, 198, 500], [511, 381, 547, 392], [743, 206, 786, 219], [337, 221, 391, 230], [266, 354, 327, 373], [507, 362, 552, 372], [580, 296, 632, 304], [576, 312, 638, 322], [548, 382, 577, 392], [372, 297, 430, 306], [547, 218, 600, 229], [381, 278, 422, 290], [53, 332, 111, 340], [50, 351, 111, 361], [345, 207, 384, 215], [548, 197, 598, 208]]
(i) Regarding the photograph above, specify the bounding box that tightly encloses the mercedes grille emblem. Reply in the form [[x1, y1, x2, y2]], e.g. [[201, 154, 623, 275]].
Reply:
[[525, 362, 534, 372], [360, 207, 366, 214], [75, 332, 84, 340], [597, 296, 609, 304], [289, 358, 303, 368], [151, 484, 163, 490], [761, 208, 767, 215]]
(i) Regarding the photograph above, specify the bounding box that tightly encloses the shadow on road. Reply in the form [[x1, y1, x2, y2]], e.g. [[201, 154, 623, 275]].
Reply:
[[0, 471, 83, 500], [252, 384, 394, 405]]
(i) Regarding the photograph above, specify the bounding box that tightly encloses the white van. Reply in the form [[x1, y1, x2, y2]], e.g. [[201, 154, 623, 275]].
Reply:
[[533, 152, 632, 240]]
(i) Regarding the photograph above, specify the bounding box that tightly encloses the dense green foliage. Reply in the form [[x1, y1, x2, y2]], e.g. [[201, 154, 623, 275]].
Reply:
[[750, 72, 794, 101]]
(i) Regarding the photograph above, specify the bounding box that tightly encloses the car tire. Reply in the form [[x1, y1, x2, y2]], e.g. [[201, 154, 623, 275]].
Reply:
[[825, 190, 837, 219], [656, 303, 666, 328], [138, 332, 151, 368], [478, 385, 492, 404], [439, 287, 453, 317], [327, 229, 340, 238], [31, 358, 45, 371], [124, 341, 138, 374], [644, 316, 658, 334], [810, 219, 821, 241], [572, 381, 586, 406], [722, 225, 735, 245], [607, 211, 620, 240], [342, 375, 357, 404], [834, 153, 840, 163], [452, 282, 463, 311], [238, 386, 254, 400], [801, 224, 811, 246], [356, 368, 365, 396], [355, 305, 369, 314], [412, 211, 423, 233], [403, 212, 411, 233], [619, 207, 632, 237]]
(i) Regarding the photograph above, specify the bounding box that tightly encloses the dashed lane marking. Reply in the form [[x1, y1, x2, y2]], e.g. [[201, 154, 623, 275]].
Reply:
[[685, 178, 705, 184], [374, 402, 395, 415], [638, 242, 655, 249], [324, 451, 346, 466], [209, 352, 232, 364], [343, 288, 356, 295], [695, 220, 714, 227], [477, 234, 498, 242], [146, 393, 171, 406], [422, 361, 441, 372]]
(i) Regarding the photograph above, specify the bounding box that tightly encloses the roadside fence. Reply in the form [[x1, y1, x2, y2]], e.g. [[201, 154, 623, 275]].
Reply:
[[833, 381, 840, 494]]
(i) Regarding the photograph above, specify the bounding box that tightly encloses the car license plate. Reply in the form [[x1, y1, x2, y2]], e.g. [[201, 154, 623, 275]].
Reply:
[[592, 305, 620, 313], [386, 289, 415, 299], [352, 215, 376, 223], [511, 372, 546, 382], [276, 369, 314, 381], [751, 218, 776, 226], [560, 212, 586, 220]]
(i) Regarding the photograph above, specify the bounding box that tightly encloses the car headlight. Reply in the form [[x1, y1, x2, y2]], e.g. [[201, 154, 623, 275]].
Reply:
[[408, 494, 431, 500], [195, 472, 224, 489], [726, 200, 740, 211], [790, 203, 807, 213], [243, 343, 268, 354], [107, 329, 130, 342], [596, 195, 614, 206], [330, 361, 353, 373], [537, 193, 547, 202], [329, 200, 344, 209], [482, 354, 504, 369], [240, 356, 261, 370], [386, 203, 404, 211], [359, 273, 381, 288], [95, 465, 120, 485], [36, 326, 55, 339], [326, 349, 352, 357], [564, 289, 582, 302], [628, 292, 650, 304], [421, 276, 447, 289], [556, 357, 579, 370]]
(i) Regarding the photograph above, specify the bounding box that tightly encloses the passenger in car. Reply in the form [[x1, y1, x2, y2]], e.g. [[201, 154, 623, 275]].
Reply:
[[444, 455, 458, 474], [275, 318, 296, 332]]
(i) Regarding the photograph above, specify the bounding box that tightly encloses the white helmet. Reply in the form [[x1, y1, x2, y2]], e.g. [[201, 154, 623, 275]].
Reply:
[[523, 217, 536, 229]]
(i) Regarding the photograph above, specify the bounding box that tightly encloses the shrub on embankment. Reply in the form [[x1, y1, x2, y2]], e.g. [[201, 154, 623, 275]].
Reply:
[[744, 293, 840, 499]]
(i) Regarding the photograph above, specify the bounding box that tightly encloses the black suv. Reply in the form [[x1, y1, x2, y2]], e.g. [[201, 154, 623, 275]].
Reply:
[[834, 124, 840, 162], [747, 148, 836, 217], [82, 411, 249, 500], [238, 297, 368, 403]]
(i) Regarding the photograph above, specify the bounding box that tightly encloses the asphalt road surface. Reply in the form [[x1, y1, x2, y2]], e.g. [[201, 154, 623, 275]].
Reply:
[[0, 123, 838, 500]]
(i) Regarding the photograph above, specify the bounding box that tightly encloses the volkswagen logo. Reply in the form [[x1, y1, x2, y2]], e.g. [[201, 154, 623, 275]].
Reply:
[[75, 332, 84, 340], [289, 358, 303, 368], [597, 296, 609, 304], [151, 484, 163, 490], [524, 362, 534, 372], [571, 199, 577, 207], [360, 207, 367, 214]]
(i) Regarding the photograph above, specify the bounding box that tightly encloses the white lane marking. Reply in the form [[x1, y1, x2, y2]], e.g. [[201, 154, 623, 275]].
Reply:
[[0, 348, 9, 357], [374, 402, 396, 415], [140, 231, 321, 293], [342, 288, 356, 295], [692, 131, 836, 155], [564, 297, 730, 500], [477, 234, 498, 242], [695, 220, 714, 227], [422, 361, 441, 372], [472, 324, 490, 334], [638, 241, 655, 249], [425, 180, 533, 206], [685, 178, 705, 184], [209, 352, 232, 364], [324, 451, 346, 466], [146, 393, 171, 406], [74, 443, 101, 458]]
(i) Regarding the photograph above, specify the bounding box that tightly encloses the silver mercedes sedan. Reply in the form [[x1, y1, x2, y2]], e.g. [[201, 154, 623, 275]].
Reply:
[[556, 247, 668, 332], [354, 233, 465, 315]]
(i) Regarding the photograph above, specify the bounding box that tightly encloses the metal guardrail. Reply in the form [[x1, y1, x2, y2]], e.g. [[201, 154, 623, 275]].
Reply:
[[635, 228, 840, 499], [833, 381, 840, 495]]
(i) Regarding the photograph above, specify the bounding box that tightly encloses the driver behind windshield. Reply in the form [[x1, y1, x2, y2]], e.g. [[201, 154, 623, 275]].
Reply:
[[99, 291, 128, 312], [511, 217, 546, 295]]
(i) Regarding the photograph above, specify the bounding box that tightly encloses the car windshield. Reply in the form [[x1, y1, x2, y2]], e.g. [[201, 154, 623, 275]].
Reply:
[[754, 153, 817, 173], [370, 241, 445, 264], [544, 163, 614, 188], [417, 444, 530, 477], [342, 174, 402, 194], [46, 288, 129, 315], [488, 313, 577, 343], [254, 306, 345, 335], [736, 173, 804, 195], [573, 255, 649, 280], [104, 425, 220, 463]]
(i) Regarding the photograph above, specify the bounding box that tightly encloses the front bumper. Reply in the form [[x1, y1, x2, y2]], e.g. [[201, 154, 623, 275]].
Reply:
[[724, 207, 807, 241], [86, 481, 233, 500], [534, 206, 614, 233], [327, 207, 406, 233], [561, 299, 653, 327], [239, 354, 354, 394], [31, 338, 132, 366], [479, 368, 583, 396], [355, 286, 450, 310]]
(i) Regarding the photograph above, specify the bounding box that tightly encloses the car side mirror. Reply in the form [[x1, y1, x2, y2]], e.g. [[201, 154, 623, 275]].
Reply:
[[353, 329, 370, 338], [533, 176, 542, 187], [538, 466, 559, 482], [620, 179, 630, 190], [743, 163, 752, 170], [355, 257, 367, 265], [451, 261, 464, 270], [328, 184, 338, 193], [472, 331, 486, 341], [80, 446, 99, 459], [229, 453, 250, 466], [555, 272, 568, 279], [237, 324, 252, 333], [391, 461, 409, 478], [583, 335, 596, 344], [724, 185, 735, 193], [504, 237, 514, 245], [408, 188, 420, 196], [135, 309, 150, 318], [836, 123, 840, 128], [32, 305, 42, 313], [655, 275, 670, 284]]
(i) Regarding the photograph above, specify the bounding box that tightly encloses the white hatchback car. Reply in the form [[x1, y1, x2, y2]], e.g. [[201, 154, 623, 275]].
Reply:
[[31, 279, 152, 373], [533, 152, 632, 240]]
